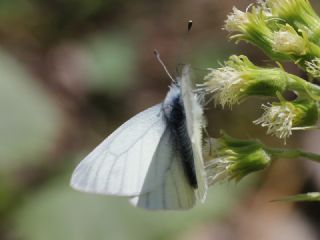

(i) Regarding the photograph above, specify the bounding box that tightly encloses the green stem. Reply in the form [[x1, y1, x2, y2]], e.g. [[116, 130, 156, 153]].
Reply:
[[266, 147, 320, 163], [288, 73, 320, 100], [292, 126, 320, 130], [306, 41, 320, 59]]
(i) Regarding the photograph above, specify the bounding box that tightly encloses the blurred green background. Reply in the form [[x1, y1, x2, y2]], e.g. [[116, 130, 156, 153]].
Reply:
[[0, 0, 319, 239]]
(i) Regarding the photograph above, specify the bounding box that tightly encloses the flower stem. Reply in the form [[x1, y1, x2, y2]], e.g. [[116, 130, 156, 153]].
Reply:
[[265, 146, 320, 163], [288, 73, 320, 99]]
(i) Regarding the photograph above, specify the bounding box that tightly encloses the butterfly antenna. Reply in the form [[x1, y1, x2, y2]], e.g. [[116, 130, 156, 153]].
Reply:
[[176, 20, 193, 73], [153, 49, 175, 82], [188, 20, 193, 32]]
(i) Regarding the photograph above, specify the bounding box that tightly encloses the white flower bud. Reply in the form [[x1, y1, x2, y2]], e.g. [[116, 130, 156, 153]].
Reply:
[[272, 27, 307, 55], [224, 7, 249, 32]]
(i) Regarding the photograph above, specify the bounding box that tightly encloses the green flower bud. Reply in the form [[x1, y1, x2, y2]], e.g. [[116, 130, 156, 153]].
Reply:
[[254, 99, 319, 141], [204, 133, 271, 185], [224, 6, 290, 60], [202, 55, 288, 108], [272, 25, 307, 56], [270, 24, 320, 63], [226, 2, 320, 66], [265, 0, 317, 20], [292, 99, 319, 126], [265, 0, 320, 45], [224, 7, 250, 32]]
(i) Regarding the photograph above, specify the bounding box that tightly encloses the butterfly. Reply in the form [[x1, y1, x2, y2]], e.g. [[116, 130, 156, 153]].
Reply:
[[70, 64, 208, 210]]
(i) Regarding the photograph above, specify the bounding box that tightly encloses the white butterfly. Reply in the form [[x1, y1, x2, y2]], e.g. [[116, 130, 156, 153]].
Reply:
[[70, 65, 208, 210]]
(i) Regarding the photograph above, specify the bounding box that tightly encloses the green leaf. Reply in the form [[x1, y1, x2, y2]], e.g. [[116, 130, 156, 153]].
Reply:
[[272, 192, 320, 202]]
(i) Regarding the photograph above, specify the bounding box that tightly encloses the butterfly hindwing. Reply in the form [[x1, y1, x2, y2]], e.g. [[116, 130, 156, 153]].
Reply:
[[129, 128, 196, 210]]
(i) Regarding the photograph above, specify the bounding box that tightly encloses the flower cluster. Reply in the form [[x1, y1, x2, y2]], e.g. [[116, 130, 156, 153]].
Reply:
[[201, 0, 320, 201], [265, 0, 320, 45], [195, 0, 320, 201], [224, 0, 320, 68], [203, 0, 320, 141], [202, 55, 287, 108], [254, 103, 295, 140], [224, 7, 288, 60], [253, 99, 318, 141], [204, 133, 271, 185]]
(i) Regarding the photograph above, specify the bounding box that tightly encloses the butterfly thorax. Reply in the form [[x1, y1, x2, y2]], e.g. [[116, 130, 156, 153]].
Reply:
[[162, 84, 198, 189]]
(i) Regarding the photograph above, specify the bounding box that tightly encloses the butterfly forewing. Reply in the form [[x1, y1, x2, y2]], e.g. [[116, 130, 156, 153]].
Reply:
[[70, 104, 169, 196]]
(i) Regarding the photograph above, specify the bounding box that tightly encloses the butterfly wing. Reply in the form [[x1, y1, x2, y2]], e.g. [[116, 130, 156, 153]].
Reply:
[[180, 65, 208, 202], [70, 104, 171, 196], [129, 128, 196, 210]]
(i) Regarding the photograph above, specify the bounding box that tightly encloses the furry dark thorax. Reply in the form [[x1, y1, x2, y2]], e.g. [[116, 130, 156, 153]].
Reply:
[[162, 84, 198, 188]]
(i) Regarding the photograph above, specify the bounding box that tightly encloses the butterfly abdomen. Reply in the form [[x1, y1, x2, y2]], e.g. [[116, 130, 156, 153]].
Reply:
[[162, 85, 198, 189]]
